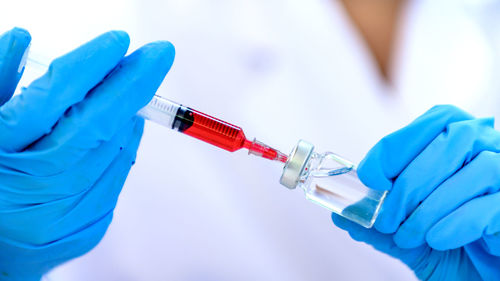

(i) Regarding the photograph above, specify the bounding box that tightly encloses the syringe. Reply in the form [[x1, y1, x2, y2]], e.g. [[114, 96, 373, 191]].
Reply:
[[24, 57, 288, 163], [138, 96, 288, 162]]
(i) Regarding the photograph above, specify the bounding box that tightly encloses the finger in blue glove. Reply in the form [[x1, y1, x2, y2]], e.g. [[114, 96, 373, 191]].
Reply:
[[0, 27, 31, 105]]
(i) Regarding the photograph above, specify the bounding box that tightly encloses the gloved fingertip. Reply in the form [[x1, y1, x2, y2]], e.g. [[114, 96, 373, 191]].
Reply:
[[139, 40, 176, 71], [427, 104, 474, 120], [478, 117, 495, 128], [152, 40, 175, 55], [425, 221, 464, 251], [0, 27, 32, 105], [106, 30, 130, 50], [102, 40, 175, 111], [425, 229, 450, 251], [159, 41, 176, 70], [9, 27, 32, 41], [0, 27, 32, 62], [357, 153, 393, 191]]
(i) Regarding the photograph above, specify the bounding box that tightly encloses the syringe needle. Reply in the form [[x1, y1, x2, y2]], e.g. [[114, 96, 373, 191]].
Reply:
[[244, 139, 288, 163]]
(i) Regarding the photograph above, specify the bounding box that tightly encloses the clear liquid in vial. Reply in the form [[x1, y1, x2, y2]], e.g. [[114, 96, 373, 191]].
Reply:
[[301, 153, 386, 228]]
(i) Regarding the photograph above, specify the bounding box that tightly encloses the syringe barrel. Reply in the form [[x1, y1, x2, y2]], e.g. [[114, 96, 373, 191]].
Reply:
[[137, 96, 180, 128], [129, 95, 248, 151], [139, 96, 247, 152]]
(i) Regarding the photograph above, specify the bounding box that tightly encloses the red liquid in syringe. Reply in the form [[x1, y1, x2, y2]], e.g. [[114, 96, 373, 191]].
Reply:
[[172, 106, 287, 163]]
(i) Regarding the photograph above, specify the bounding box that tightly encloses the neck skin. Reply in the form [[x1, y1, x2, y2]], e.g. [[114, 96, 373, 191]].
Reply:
[[338, 0, 406, 83]]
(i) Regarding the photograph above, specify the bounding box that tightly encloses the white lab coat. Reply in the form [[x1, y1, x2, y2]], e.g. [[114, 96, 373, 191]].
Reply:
[[2, 0, 500, 280]]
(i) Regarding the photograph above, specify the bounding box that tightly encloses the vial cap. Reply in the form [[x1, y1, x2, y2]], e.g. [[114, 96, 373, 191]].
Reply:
[[280, 140, 314, 189]]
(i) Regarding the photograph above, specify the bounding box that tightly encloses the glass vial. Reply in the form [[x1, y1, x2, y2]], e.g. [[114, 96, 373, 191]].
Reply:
[[280, 140, 387, 228]]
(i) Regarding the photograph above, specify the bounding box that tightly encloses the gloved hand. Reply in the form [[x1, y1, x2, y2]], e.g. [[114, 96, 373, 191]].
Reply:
[[332, 105, 500, 281], [0, 28, 175, 280]]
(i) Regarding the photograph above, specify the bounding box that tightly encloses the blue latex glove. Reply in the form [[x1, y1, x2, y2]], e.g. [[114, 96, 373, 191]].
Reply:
[[0, 28, 175, 280], [332, 105, 500, 280]]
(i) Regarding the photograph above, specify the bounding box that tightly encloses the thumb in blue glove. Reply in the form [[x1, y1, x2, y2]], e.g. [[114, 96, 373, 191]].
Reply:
[[333, 105, 500, 281]]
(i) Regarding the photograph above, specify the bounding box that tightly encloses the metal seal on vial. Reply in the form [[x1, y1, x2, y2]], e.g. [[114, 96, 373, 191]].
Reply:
[[280, 140, 314, 189]]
